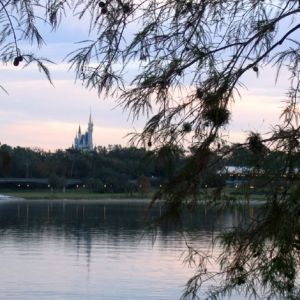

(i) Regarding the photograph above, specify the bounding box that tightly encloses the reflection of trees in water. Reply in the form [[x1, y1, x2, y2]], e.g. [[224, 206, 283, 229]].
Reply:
[[0, 200, 151, 239], [0, 200, 261, 256], [153, 203, 262, 254]]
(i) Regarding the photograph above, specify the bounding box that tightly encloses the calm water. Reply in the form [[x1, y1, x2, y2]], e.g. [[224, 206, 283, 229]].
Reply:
[[0, 199, 252, 299]]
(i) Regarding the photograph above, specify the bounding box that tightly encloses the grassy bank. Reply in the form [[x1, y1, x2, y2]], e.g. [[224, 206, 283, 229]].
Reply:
[[0, 188, 269, 200], [0, 189, 155, 200]]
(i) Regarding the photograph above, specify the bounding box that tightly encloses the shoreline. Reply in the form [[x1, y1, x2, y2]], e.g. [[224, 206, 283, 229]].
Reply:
[[0, 192, 154, 201], [0, 194, 266, 204]]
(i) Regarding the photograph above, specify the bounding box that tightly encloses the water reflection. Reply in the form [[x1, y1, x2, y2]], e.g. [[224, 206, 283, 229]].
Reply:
[[0, 199, 258, 299]]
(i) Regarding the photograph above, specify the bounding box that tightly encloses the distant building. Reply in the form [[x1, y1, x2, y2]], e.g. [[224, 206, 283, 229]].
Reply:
[[72, 111, 93, 151]]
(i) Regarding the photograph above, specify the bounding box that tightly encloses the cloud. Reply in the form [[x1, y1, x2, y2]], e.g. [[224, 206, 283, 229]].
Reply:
[[0, 62, 147, 151], [1, 60, 288, 151], [225, 65, 291, 144], [1, 14, 294, 152]]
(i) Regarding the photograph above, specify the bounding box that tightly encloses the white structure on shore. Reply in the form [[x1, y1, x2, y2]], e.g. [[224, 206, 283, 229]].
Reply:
[[72, 111, 93, 151]]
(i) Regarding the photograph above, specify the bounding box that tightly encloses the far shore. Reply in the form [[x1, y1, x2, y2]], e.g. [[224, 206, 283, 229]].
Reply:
[[0, 188, 268, 202], [0, 191, 154, 200]]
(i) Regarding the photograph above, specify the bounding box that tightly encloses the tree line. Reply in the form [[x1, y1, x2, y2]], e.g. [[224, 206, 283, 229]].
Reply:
[[0, 144, 178, 193], [0, 142, 295, 193]]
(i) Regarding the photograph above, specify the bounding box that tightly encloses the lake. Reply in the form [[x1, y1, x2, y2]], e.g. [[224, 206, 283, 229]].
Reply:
[[0, 199, 254, 299]]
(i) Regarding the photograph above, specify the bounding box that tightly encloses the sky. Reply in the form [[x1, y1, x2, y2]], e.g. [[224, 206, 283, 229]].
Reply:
[[0, 6, 291, 152]]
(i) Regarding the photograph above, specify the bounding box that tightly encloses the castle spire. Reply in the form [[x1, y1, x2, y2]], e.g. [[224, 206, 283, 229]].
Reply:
[[72, 112, 93, 151], [88, 108, 93, 150], [89, 107, 93, 124]]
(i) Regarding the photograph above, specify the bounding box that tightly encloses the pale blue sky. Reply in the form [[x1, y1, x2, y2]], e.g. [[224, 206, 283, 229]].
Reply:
[[0, 8, 290, 152]]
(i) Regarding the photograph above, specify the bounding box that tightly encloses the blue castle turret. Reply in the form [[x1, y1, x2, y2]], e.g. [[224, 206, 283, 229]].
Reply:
[[73, 111, 93, 151]]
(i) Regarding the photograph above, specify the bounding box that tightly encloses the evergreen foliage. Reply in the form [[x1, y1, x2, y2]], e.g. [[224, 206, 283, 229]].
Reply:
[[0, 144, 163, 192]]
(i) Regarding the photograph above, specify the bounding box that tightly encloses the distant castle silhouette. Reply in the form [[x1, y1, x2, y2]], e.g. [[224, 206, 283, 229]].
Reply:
[[72, 111, 93, 151]]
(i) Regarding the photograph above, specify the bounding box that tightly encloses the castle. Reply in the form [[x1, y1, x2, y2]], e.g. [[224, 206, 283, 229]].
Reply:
[[72, 112, 93, 151]]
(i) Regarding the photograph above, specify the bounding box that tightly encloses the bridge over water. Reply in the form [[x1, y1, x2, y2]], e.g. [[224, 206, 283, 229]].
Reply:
[[0, 178, 82, 186]]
